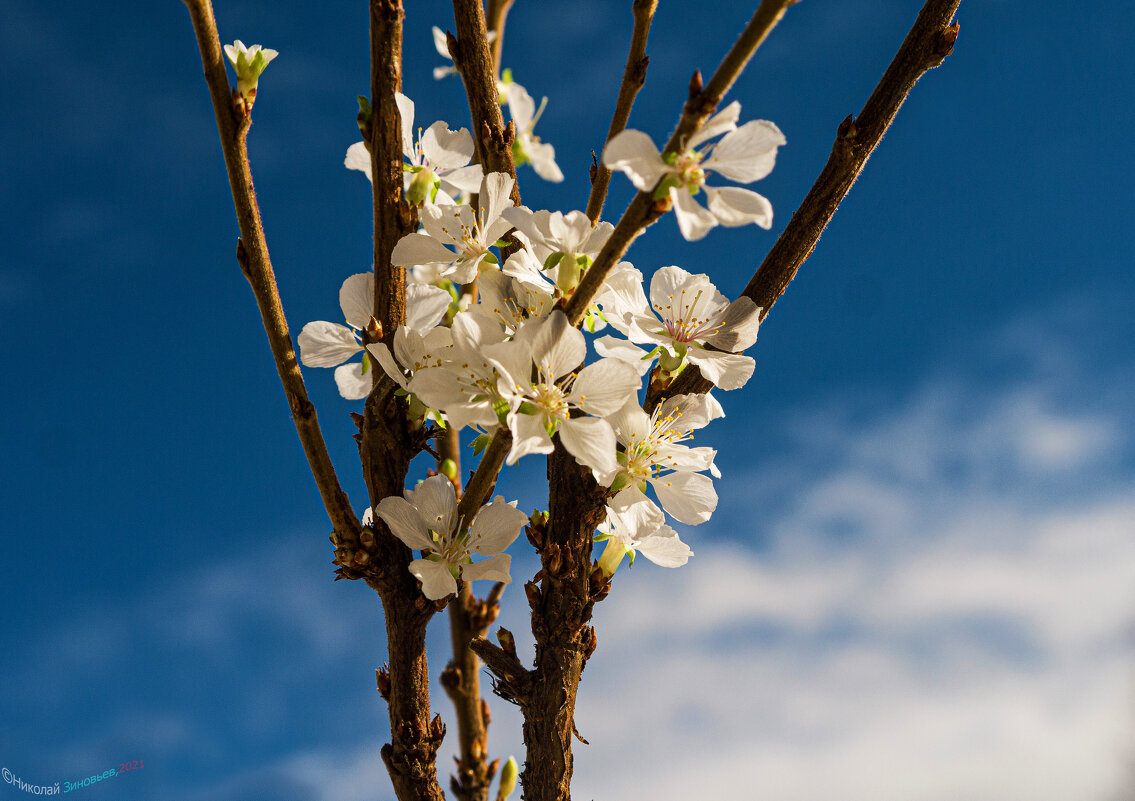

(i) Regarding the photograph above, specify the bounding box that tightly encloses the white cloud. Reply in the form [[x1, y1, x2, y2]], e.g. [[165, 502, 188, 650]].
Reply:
[[565, 362, 1135, 801]]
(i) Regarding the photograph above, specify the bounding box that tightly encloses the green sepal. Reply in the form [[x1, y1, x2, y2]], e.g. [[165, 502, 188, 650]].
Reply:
[[608, 472, 631, 493], [356, 95, 373, 121], [471, 433, 491, 456], [544, 252, 565, 271], [361, 351, 372, 375], [493, 239, 513, 248], [516, 401, 540, 416]]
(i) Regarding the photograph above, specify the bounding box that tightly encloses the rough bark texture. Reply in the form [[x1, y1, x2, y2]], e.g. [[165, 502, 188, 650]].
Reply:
[[517, 443, 609, 801]]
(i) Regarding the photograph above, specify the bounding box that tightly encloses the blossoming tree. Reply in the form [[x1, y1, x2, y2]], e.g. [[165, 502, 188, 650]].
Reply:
[[182, 1, 962, 800]]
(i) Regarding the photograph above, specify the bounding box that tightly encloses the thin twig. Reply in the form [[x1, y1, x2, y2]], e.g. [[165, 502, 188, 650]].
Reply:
[[440, 427, 501, 801], [564, 0, 795, 325], [456, 429, 512, 526], [450, 0, 520, 199], [653, 0, 962, 408], [181, 0, 360, 541], [585, 0, 658, 224], [485, 0, 515, 75]]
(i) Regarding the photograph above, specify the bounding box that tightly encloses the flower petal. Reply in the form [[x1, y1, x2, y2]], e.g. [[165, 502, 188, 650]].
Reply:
[[391, 231, 457, 269], [560, 416, 619, 479], [603, 130, 671, 192], [650, 470, 717, 525], [410, 558, 458, 600], [339, 272, 375, 329], [703, 295, 760, 352], [570, 358, 641, 417], [467, 497, 528, 555], [704, 186, 774, 230], [704, 119, 785, 183], [344, 141, 373, 182], [334, 361, 371, 400], [406, 474, 458, 536], [506, 410, 554, 464], [531, 310, 586, 381], [461, 553, 512, 585], [395, 92, 415, 159], [635, 525, 693, 568], [688, 100, 741, 149], [376, 495, 434, 550], [687, 348, 755, 391], [421, 121, 475, 170], [669, 186, 718, 242], [297, 321, 360, 367], [406, 283, 452, 333], [593, 335, 654, 376], [442, 164, 484, 195]]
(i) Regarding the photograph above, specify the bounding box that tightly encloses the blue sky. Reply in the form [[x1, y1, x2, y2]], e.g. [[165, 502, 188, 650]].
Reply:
[[1, 0, 1133, 799]]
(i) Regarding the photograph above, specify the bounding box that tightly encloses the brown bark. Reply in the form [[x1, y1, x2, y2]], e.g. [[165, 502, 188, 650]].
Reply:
[[181, 0, 360, 543]]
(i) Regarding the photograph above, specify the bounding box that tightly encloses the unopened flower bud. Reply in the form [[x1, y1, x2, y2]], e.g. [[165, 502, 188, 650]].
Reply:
[[439, 458, 458, 481], [495, 756, 519, 801], [223, 40, 278, 109]]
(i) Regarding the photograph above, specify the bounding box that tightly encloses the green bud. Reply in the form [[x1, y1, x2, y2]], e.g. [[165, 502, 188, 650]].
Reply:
[[439, 459, 458, 481], [657, 346, 685, 374], [496, 756, 519, 801], [406, 167, 439, 206]]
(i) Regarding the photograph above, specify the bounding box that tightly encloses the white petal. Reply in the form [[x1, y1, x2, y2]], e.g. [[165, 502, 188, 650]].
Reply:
[[506, 411, 554, 464], [687, 348, 756, 391], [504, 82, 535, 128], [433, 65, 456, 80], [651, 470, 717, 525], [406, 368, 467, 413], [570, 358, 641, 417], [441, 164, 484, 195], [688, 100, 742, 149], [607, 399, 652, 445], [421, 121, 475, 170], [703, 296, 760, 352], [531, 311, 585, 381], [297, 321, 360, 367], [432, 26, 452, 59], [461, 553, 512, 585], [334, 361, 372, 400], [375, 495, 434, 551], [395, 92, 415, 159], [636, 526, 693, 568], [648, 265, 696, 312], [669, 186, 718, 242], [368, 342, 410, 389], [527, 138, 564, 183], [344, 141, 373, 182], [481, 172, 515, 227], [405, 283, 452, 333], [467, 497, 528, 555], [704, 186, 774, 230], [339, 272, 375, 330], [391, 232, 457, 268], [593, 336, 654, 376], [704, 119, 785, 183], [410, 558, 458, 600], [406, 474, 457, 536], [560, 416, 618, 477], [602, 130, 671, 192]]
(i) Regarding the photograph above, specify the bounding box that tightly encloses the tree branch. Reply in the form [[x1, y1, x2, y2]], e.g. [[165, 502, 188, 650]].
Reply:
[[485, 0, 514, 75], [585, 0, 658, 224], [654, 0, 962, 408], [181, 0, 360, 541], [450, 0, 521, 199], [440, 427, 504, 801], [564, 0, 795, 326]]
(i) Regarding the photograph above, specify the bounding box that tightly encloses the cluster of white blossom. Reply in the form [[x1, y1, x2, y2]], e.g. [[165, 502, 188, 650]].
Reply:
[[289, 34, 784, 599]]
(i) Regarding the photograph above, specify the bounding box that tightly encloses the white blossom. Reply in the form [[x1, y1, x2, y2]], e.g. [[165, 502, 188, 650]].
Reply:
[[503, 82, 563, 183], [501, 206, 612, 295], [431, 25, 496, 81], [603, 101, 785, 240], [483, 311, 640, 475], [596, 264, 760, 390], [298, 274, 449, 399], [390, 172, 515, 284], [223, 40, 278, 105], [595, 488, 692, 576], [374, 475, 528, 600], [605, 394, 723, 525], [345, 92, 483, 205]]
